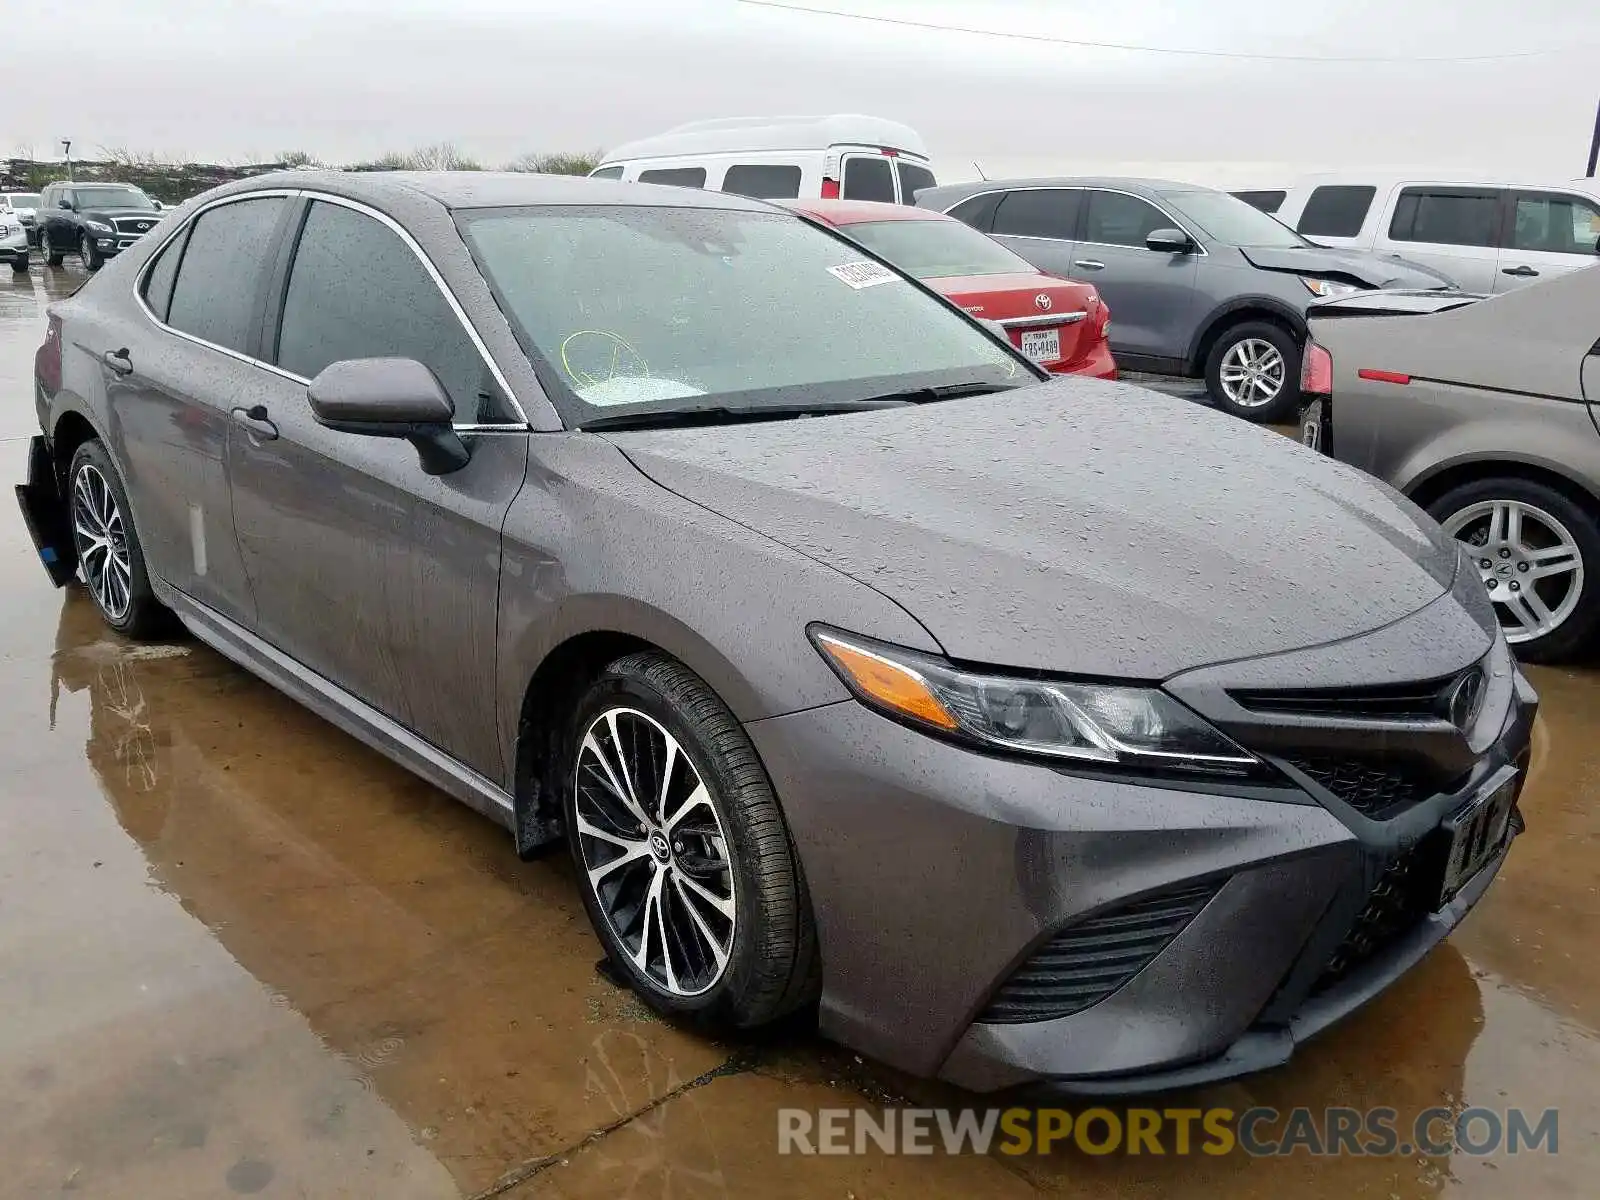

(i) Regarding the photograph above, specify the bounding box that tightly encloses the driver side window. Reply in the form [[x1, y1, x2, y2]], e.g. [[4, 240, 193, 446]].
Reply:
[[1083, 191, 1171, 248], [273, 200, 516, 425]]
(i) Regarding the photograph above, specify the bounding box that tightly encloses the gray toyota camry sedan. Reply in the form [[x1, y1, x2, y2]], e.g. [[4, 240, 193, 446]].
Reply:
[[17, 172, 1537, 1095]]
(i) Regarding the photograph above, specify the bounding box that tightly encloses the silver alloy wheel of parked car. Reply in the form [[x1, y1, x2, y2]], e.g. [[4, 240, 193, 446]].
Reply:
[[1217, 337, 1287, 409], [574, 706, 737, 997], [1442, 499, 1585, 645], [71, 462, 133, 622]]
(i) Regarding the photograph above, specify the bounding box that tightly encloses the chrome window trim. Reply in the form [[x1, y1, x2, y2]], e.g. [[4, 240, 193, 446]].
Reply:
[[998, 312, 1088, 330], [132, 187, 533, 430], [939, 184, 1209, 256]]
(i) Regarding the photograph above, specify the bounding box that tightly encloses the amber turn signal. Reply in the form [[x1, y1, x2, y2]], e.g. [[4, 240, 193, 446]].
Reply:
[[813, 632, 960, 731]]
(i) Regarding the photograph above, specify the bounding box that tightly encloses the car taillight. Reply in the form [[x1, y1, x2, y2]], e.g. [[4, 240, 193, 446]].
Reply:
[[36, 312, 62, 395], [1301, 341, 1333, 396], [1096, 302, 1112, 341], [821, 178, 841, 199]]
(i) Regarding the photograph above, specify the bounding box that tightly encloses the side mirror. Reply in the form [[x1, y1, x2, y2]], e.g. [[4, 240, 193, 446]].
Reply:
[[152, 200, 163, 211], [307, 357, 470, 475], [58, 197, 73, 210], [1145, 227, 1195, 254]]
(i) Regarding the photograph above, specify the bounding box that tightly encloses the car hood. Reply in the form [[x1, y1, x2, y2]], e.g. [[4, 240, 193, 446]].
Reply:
[[1239, 245, 1456, 289], [82, 207, 161, 222], [607, 380, 1461, 678]]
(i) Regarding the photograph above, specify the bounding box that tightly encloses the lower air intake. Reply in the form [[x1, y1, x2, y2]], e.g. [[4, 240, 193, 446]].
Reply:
[[979, 880, 1221, 1024]]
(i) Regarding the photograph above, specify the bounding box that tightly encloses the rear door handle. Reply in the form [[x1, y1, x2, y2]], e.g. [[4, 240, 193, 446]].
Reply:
[[102, 348, 132, 377], [1074, 260, 1106, 271], [1501, 265, 1539, 277], [230, 404, 279, 441]]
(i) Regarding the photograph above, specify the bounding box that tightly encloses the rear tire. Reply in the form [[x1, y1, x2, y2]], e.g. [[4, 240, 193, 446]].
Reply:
[[562, 651, 819, 1030], [1427, 476, 1600, 663], [1204, 320, 1302, 423], [67, 440, 172, 640]]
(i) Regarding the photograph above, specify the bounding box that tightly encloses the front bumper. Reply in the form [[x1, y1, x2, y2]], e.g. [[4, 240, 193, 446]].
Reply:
[[0, 232, 28, 262], [747, 586, 1534, 1093]]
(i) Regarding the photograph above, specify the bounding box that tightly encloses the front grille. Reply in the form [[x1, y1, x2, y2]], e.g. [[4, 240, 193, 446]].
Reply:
[[113, 217, 156, 235], [1314, 847, 1438, 991], [1232, 677, 1455, 721], [1285, 756, 1441, 820], [980, 881, 1220, 1024]]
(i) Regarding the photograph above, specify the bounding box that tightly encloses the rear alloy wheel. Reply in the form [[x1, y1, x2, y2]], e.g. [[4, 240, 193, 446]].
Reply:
[[1431, 477, 1600, 662], [68, 440, 171, 639], [80, 231, 103, 272], [1205, 321, 1302, 423], [564, 652, 818, 1029]]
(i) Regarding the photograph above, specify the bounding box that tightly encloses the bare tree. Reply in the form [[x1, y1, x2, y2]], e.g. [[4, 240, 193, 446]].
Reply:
[[506, 149, 603, 176]]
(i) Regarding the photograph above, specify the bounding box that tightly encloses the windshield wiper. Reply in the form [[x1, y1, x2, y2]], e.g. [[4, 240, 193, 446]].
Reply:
[[578, 399, 910, 432], [855, 380, 1028, 405]]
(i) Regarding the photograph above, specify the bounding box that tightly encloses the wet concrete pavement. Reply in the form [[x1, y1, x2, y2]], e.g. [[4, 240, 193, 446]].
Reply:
[[1, 262, 1597, 1198]]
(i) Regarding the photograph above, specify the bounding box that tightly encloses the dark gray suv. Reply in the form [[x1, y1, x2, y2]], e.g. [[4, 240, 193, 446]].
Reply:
[[16, 171, 1535, 1095], [918, 177, 1456, 421]]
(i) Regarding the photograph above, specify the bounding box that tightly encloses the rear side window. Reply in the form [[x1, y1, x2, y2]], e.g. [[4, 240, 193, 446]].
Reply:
[[842, 156, 895, 203], [1389, 188, 1500, 248], [896, 161, 937, 205], [1083, 190, 1171, 248], [991, 189, 1080, 240], [722, 164, 803, 199], [589, 166, 624, 180], [1296, 185, 1376, 237], [165, 197, 287, 353], [1232, 190, 1286, 214], [140, 225, 190, 322], [637, 167, 706, 188], [944, 192, 1002, 232], [275, 201, 513, 424]]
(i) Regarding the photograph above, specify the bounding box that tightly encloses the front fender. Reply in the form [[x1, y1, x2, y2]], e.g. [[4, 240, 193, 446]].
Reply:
[[1186, 294, 1309, 371]]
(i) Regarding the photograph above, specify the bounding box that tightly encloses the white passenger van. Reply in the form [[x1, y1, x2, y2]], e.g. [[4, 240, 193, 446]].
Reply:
[[1239, 172, 1600, 294], [590, 115, 937, 205]]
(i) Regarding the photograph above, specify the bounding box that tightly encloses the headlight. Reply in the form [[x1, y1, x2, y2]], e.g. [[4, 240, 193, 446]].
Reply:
[[810, 628, 1260, 776], [85, 219, 114, 232], [1300, 277, 1359, 298]]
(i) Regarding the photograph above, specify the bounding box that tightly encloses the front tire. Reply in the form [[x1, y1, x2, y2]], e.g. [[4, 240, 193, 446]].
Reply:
[[67, 440, 171, 639], [10, 253, 27, 274], [1429, 477, 1600, 663], [80, 231, 103, 272], [562, 651, 818, 1029], [43, 230, 64, 267], [1205, 320, 1301, 423]]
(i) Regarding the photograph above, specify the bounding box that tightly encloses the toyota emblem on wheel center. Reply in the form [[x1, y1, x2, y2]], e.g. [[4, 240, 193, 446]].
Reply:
[[1034, 293, 1053, 312]]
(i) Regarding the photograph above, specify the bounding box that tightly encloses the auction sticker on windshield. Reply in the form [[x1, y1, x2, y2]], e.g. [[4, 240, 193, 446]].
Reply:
[[828, 261, 901, 290]]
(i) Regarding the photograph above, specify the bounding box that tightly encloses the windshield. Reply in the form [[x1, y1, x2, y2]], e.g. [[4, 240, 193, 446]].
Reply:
[[458, 205, 1026, 425], [1160, 189, 1310, 248], [840, 218, 1034, 280], [72, 186, 156, 211], [5, 193, 41, 208]]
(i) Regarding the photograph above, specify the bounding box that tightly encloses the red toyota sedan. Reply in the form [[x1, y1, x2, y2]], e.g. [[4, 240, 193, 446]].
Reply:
[[785, 199, 1116, 379]]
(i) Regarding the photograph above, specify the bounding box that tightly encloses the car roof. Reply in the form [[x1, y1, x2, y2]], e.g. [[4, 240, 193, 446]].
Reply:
[[919, 177, 1218, 207], [200, 169, 782, 213], [601, 114, 929, 164], [780, 198, 949, 225], [1275, 171, 1600, 198]]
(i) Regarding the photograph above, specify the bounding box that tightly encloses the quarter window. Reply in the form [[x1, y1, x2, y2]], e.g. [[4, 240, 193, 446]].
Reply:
[[589, 166, 624, 180], [637, 167, 707, 188], [1296, 185, 1376, 237], [1510, 193, 1600, 256], [1389, 188, 1501, 248], [841, 156, 895, 203], [991, 189, 1080, 240], [165, 197, 287, 353], [1083, 190, 1171, 248], [945, 192, 1002, 232], [140, 224, 190, 322], [275, 200, 514, 424], [722, 164, 804, 199]]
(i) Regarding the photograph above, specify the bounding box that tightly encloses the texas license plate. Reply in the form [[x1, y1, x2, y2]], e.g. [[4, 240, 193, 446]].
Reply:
[[1438, 771, 1518, 906], [1020, 328, 1061, 364], [1300, 398, 1324, 451]]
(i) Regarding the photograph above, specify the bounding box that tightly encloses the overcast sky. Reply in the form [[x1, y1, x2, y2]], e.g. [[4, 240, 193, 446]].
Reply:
[[9, 0, 1599, 187]]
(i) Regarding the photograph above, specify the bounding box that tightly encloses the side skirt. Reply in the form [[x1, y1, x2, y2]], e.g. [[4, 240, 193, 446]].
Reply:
[[157, 583, 516, 831]]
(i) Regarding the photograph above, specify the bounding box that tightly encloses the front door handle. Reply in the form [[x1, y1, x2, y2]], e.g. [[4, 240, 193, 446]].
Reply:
[[1073, 259, 1106, 271], [1501, 265, 1540, 278], [102, 348, 133, 377], [230, 404, 279, 441]]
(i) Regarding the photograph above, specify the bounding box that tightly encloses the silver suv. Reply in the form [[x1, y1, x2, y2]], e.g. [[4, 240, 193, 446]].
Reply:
[[918, 177, 1456, 422]]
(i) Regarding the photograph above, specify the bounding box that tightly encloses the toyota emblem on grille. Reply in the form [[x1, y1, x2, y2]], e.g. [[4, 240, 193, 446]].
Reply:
[[1444, 668, 1486, 732], [1034, 293, 1053, 312]]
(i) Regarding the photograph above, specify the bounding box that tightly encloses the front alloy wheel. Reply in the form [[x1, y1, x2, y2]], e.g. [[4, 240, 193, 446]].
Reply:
[[1218, 338, 1285, 409], [574, 707, 737, 997], [1205, 321, 1302, 422]]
